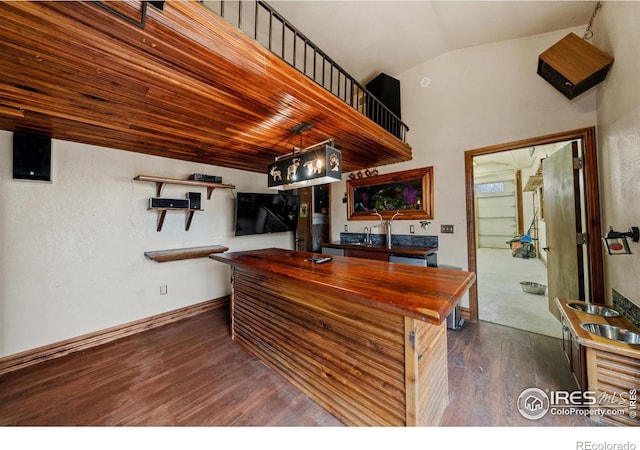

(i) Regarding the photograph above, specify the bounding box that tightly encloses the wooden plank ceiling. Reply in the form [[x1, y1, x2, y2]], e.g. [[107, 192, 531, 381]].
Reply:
[[0, 1, 412, 174]]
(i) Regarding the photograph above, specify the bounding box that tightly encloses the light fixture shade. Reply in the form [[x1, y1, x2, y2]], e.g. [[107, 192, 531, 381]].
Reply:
[[602, 226, 639, 255], [602, 236, 631, 255], [268, 145, 342, 190]]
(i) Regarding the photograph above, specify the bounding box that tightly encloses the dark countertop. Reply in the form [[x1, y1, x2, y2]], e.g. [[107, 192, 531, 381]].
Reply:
[[210, 248, 474, 325], [322, 241, 437, 257]]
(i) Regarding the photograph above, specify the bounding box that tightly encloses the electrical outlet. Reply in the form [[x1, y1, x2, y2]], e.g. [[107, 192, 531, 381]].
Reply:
[[441, 224, 454, 234], [344, 224, 348, 232], [160, 285, 168, 295], [409, 225, 415, 234]]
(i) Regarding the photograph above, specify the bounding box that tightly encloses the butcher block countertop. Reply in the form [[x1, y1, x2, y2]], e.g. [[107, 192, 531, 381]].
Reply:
[[556, 298, 640, 359], [210, 248, 475, 325]]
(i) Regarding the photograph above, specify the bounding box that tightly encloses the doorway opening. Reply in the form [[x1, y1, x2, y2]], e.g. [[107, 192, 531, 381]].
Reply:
[[464, 127, 604, 336], [295, 184, 331, 252], [473, 143, 567, 337]]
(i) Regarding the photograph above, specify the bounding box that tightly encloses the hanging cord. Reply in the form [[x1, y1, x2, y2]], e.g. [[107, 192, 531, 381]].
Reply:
[[583, 1, 602, 40]]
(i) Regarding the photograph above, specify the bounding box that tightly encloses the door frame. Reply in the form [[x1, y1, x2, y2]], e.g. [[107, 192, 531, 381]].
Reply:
[[464, 127, 603, 321]]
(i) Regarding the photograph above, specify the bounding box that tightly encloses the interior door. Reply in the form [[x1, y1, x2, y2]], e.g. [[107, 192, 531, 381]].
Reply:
[[543, 142, 587, 320]]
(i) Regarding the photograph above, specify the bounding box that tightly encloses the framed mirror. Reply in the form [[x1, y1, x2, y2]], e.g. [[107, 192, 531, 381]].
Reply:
[[347, 167, 434, 220]]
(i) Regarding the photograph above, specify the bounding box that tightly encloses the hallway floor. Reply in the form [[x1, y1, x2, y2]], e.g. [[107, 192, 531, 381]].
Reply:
[[476, 247, 560, 338]]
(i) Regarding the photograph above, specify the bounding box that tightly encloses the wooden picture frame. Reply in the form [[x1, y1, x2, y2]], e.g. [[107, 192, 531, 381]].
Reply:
[[347, 167, 434, 221]]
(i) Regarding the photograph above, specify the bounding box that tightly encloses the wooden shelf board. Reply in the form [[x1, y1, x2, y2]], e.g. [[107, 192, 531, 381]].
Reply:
[[524, 175, 543, 192], [144, 245, 229, 263], [134, 175, 235, 190], [149, 208, 204, 212]]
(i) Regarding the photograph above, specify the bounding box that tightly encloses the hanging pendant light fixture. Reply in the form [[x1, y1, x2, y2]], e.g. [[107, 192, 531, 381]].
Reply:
[[267, 123, 342, 190]]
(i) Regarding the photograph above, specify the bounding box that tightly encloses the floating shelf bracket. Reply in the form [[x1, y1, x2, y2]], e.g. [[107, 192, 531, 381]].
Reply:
[[156, 209, 167, 232], [186, 210, 196, 231], [154, 182, 165, 197]]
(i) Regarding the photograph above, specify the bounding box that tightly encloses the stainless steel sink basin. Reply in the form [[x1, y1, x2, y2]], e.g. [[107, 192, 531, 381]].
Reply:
[[567, 302, 621, 317], [580, 323, 640, 345]]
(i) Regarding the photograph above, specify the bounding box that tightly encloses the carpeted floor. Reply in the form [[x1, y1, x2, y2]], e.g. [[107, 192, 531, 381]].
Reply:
[[476, 247, 561, 338]]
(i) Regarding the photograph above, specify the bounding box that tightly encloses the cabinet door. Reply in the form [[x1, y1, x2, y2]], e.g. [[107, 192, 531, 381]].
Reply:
[[571, 334, 586, 391], [561, 316, 572, 363], [561, 315, 586, 391], [322, 247, 345, 257]]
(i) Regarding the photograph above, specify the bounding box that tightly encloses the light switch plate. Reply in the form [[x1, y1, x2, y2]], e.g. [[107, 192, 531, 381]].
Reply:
[[441, 224, 454, 234]]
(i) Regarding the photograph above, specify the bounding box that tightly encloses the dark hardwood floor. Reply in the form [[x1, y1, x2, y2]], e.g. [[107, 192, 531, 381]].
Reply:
[[0, 304, 596, 427]]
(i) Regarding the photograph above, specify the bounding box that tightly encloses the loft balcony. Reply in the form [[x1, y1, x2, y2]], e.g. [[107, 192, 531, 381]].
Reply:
[[0, 1, 412, 173], [201, 1, 409, 143]]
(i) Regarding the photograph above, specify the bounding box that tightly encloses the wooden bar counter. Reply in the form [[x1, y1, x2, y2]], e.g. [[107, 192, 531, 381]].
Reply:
[[210, 248, 475, 426]]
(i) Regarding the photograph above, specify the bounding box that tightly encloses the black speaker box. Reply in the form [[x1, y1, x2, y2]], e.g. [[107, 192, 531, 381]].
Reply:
[[13, 131, 52, 181], [537, 33, 614, 100], [366, 73, 401, 138], [150, 198, 190, 209], [366, 73, 401, 118], [187, 192, 201, 210]]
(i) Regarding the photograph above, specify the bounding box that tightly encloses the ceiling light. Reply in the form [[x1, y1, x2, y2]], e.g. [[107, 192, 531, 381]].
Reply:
[[268, 139, 342, 190]]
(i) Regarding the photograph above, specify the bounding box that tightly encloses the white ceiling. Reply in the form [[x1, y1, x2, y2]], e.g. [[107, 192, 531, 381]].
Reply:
[[269, 1, 598, 83], [473, 141, 575, 177]]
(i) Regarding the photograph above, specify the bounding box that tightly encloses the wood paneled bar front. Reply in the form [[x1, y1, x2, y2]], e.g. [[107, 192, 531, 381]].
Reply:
[[209, 248, 475, 426]]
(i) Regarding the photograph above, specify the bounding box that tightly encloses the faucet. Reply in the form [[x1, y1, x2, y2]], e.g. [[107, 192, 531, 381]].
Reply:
[[376, 210, 400, 249], [386, 221, 392, 249]]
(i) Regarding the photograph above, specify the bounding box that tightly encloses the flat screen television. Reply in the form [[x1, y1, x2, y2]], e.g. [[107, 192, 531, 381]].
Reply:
[[235, 192, 300, 236]]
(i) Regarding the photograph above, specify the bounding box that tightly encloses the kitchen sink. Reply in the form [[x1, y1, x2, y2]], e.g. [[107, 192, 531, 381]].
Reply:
[[580, 323, 640, 345], [567, 302, 621, 317]]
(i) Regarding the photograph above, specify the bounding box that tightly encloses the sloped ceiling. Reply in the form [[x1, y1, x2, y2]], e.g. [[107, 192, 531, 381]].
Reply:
[[271, 1, 597, 82]]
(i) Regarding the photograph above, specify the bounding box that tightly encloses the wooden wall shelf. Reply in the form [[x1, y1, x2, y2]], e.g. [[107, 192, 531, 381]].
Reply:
[[134, 175, 235, 231], [134, 175, 235, 199], [144, 245, 229, 263], [523, 175, 543, 192]]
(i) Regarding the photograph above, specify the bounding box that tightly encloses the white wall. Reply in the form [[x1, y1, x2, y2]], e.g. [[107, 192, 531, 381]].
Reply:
[[4, 19, 626, 357], [593, 2, 640, 308], [0, 132, 294, 357], [332, 26, 597, 276]]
